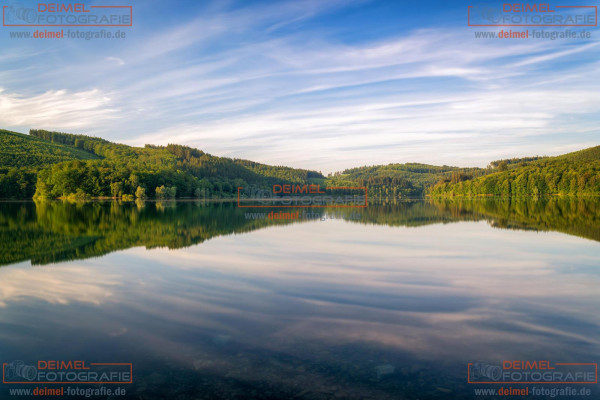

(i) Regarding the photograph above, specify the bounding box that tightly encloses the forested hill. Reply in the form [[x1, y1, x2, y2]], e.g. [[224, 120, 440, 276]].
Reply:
[[430, 146, 600, 197], [1, 129, 324, 200], [0, 129, 99, 168], [0, 129, 101, 198], [1, 128, 598, 200], [326, 163, 485, 198]]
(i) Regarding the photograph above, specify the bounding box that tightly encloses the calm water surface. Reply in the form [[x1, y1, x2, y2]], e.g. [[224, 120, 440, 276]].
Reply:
[[0, 199, 599, 399]]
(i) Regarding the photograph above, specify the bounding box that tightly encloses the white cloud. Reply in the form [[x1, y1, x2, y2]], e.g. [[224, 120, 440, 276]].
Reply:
[[106, 56, 125, 66], [0, 88, 118, 130], [0, 0, 598, 171]]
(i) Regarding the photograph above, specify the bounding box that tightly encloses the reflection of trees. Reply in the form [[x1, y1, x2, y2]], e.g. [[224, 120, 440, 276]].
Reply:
[[0, 201, 306, 266], [342, 198, 600, 242], [0, 198, 598, 267]]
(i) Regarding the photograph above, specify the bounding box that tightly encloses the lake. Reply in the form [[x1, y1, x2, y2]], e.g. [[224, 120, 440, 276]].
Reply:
[[0, 199, 599, 399]]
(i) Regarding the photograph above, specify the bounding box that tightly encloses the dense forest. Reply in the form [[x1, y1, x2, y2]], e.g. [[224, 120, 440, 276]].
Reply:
[[0, 129, 325, 200], [0, 128, 599, 200], [430, 146, 600, 197], [327, 163, 486, 198], [0, 129, 100, 199]]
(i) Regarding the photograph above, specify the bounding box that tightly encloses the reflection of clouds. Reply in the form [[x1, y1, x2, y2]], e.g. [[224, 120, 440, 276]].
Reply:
[[122, 221, 600, 360], [0, 262, 120, 307], [134, 221, 600, 301], [1, 220, 599, 364]]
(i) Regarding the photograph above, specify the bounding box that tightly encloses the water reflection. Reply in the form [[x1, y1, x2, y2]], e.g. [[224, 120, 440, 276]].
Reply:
[[1, 198, 599, 267], [0, 199, 599, 399]]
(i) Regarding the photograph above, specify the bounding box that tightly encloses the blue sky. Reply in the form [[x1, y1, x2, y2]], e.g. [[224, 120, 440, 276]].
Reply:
[[1, 0, 599, 172]]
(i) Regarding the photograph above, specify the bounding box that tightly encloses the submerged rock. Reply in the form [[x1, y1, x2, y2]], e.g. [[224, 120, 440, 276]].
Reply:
[[212, 334, 231, 345], [192, 359, 214, 370], [375, 364, 395, 378]]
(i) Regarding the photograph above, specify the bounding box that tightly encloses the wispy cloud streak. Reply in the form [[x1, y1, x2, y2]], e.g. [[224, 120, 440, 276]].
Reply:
[[0, 0, 598, 171]]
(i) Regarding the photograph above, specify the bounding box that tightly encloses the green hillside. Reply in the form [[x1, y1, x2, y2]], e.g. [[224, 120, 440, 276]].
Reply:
[[1, 127, 598, 200], [430, 146, 600, 197], [28, 129, 325, 200], [0, 129, 100, 198], [326, 163, 485, 198], [0, 129, 99, 168], [1, 128, 324, 200]]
